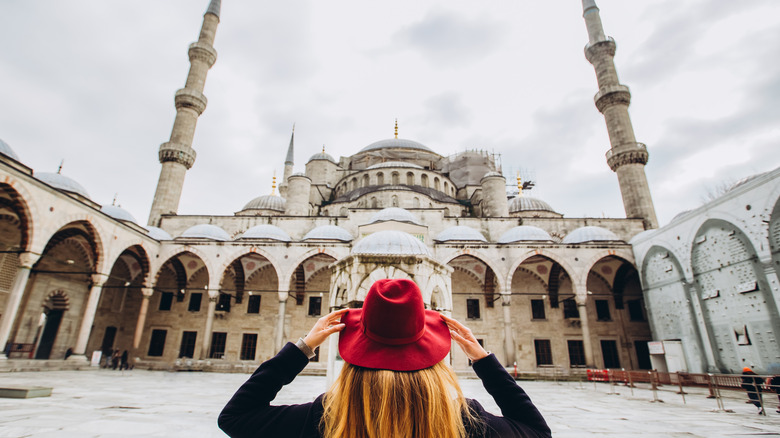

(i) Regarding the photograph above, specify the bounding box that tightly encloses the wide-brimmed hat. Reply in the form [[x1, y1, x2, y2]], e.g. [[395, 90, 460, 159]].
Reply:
[[338, 278, 451, 371]]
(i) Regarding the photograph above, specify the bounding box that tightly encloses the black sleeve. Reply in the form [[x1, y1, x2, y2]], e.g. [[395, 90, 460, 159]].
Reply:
[[471, 354, 552, 438], [218, 342, 324, 438]]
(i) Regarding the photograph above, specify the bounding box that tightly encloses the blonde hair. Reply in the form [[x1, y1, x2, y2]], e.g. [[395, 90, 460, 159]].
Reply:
[[320, 361, 482, 438]]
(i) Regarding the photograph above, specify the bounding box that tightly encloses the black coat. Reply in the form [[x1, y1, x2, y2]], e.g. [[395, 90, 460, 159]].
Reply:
[[219, 343, 551, 438]]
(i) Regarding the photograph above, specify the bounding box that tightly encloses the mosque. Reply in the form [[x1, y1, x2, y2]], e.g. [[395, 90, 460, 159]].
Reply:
[[2, 1, 775, 376]]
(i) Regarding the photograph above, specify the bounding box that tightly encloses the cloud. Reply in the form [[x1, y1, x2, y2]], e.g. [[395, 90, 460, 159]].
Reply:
[[420, 92, 471, 129]]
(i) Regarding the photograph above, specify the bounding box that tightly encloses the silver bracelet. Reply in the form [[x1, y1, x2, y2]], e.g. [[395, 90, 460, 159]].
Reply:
[[295, 338, 316, 359]]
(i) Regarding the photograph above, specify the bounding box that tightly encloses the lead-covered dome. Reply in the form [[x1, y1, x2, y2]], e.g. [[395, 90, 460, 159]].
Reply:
[[352, 230, 430, 256], [562, 226, 621, 244], [179, 224, 230, 241], [367, 207, 422, 226], [240, 194, 286, 213], [0, 138, 20, 161], [434, 226, 487, 243], [498, 226, 553, 243], [366, 161, 423, 170], [36, 172, 91, 199], [308, 151, 337, 164], [359, 138, 435, 154], [508, 196, 557, 214], [303, 225, 353, 242], [239, 224, 291, 242], [145, 226, 172, 241], [101, 205, 137, 223]]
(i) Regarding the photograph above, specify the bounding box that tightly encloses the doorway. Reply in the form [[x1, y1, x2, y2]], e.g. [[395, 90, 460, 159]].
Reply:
[[35, 309, 64, 359]]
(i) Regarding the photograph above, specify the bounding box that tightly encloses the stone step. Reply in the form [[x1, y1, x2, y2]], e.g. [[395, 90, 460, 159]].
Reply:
[[0, 386, 53, 399]]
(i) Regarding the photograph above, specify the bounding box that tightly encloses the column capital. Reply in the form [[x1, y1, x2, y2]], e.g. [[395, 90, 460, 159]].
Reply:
[[141, 287, 155, 298], [91, 273, 110, 287], [17, 251, 39, 269]]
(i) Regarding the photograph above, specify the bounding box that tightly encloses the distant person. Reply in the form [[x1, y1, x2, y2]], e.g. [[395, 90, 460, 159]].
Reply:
[[766, 374, 780, 414], [120, 350, 129, 370], [102, 347, 112, 368], [111, 349, 120, 370], [219, 278, 551, 438], [741, 367, 765, 415]]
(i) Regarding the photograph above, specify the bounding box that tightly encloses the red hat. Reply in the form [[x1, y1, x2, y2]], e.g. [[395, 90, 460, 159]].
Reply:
[[338, 278, 451, 371]]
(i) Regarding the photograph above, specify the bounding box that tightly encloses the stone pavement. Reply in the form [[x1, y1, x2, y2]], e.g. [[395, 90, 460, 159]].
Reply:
[[1, 368, 779, 437]]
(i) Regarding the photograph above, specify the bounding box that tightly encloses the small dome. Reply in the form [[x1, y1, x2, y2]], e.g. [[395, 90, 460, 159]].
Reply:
[[0, 138, 20, 161], [36, 172, 91, 199], [241, 194, 286, 212], [366, 161, 424, 170], [367, 207, 422, 226], [628, 229, 656, 244], [498, 226, 554, 243], [434, 226, 487, 243], [179, 224, 230, 241], [145, 226, 172, 241], [101, 205, 137, 223], [308, 151, 337, 164], [359, 138, 436, 154], [239, 224, 291, 242], [352, 230, 430, 256], [303, 225, 353, 242], [508, 196, 557, 214], [562, 226, 621, 244]]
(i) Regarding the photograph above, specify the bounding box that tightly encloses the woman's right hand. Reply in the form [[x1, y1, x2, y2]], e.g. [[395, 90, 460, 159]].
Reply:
[[440, 314, 489, 363], [302, 308, 348, 349]]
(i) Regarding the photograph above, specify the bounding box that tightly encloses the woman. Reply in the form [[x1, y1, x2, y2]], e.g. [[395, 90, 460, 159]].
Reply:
[[219, 278, 551, 437], [741, 367, 765, 415]]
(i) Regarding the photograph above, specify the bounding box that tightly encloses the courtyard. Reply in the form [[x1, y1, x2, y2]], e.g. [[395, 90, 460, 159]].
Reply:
[[1, 368, 779, 437]]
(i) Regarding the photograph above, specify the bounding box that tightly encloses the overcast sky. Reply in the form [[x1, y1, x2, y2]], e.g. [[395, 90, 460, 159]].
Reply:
[[1, 0, 778, 227]]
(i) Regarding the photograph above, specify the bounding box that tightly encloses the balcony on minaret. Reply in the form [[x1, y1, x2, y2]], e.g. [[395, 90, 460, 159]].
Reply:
[[585, 36, 615, 61], [606, 142, 648, 171], [594, 84, 631, 112]]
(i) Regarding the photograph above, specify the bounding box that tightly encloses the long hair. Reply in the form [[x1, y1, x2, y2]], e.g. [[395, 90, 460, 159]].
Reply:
[[320, 360, 483, 438]]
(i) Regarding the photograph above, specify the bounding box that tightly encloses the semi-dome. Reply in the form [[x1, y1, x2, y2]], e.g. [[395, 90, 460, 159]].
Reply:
[[434, 226, 487, 243], [367, 207, 423, 226], [359, 138, 435, 154], [241, 194, 286, 212], [179, 224, 230, 241], [101, 205, 137, 223], [366, 161, 424, 170], [352, 230, 430, 256], [498, 226, 554, 243], [239, 224, 291, 242], [562, 226, 621, 244], [0, 138, 20, 161], [145, 226, 173, 241], [307, 151, 336, 164], [303, 225, 353, 242], [508, 196, 557, 214], [36, 172, 91, 199]]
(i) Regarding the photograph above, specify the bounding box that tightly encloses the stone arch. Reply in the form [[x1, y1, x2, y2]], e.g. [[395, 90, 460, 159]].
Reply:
[[690, 218, 780, 372], [509, 254, 574, 310], [154, 251, 210, 300], [447, 254, 502, 309], [153, 245, 213, 284], [288, 252, 337, 306], [43, 290, 70, 310], [506, 250, 576, 289], [442, 250, 507, 292], [421, 174, 429, 188], [391, 172, 400, 185], [376, 172, 384, 185], [219, 252, 279, 310], [0, 182, 33, 251], [406, 172, 414, 185], [434, 177, 440, 191], [362, 174, 369, 188]]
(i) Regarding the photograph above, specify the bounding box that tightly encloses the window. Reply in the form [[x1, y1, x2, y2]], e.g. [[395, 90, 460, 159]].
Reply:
[[534, 339, 553, 366], [563, 299, 579, 319], [148, 329, 167, 357], [377, 172, 384, 185], [179, 331, 197, 358], [421, 174, 428, 188], [406, 172, 414, 185], [308, 296, 322, 317], [567, 340, 586, 367], [531, 300, 546, 320], [466, 299, 480, 320], [188, 293, 202, 312], [627, 299, 644, 321], [247, 295, 261, 314], [601, 340, 620, 369], [240, 334, 257, 360], [392, 172, 400, 185], [158, 292, 173, 311], [596, 300, 611, 321], [210, 332, 227, 359], [216, 293, 231, 312]]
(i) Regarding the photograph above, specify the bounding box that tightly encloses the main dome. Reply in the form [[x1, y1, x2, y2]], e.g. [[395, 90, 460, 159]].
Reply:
[[36, 172, 91, 199], [366, 161, 424, 170], [359, 138, 435, 154], [352, 230, 430, 256]]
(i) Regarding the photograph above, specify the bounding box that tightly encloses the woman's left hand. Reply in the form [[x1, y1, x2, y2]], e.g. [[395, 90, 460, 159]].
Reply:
[[302, 308, 349, 349]]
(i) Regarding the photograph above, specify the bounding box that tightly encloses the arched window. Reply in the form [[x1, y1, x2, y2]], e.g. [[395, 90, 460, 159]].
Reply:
[[377, 172, 384, 185], [444, 181, 449, 193], [392, 172, 400, 185], [371, 197, 378, 208], [350, 178, 357, 191], [339, 207, 347, 216], [392, 196, 399, 207], [434, 177, 440, 191], [362, 174, 369, 187], [407, 172, 414, 185], [421, 174, 429, 188]]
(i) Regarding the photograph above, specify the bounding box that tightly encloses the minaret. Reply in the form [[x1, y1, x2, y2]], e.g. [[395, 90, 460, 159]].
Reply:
[[279, 125, 295, 198], [582, 0, 658, 229], [147, 0, 221, 226]]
